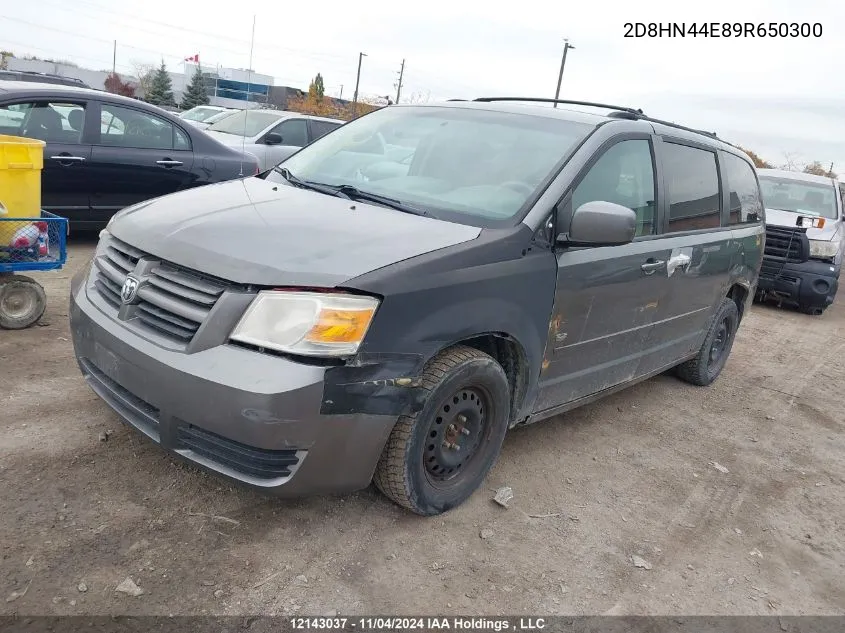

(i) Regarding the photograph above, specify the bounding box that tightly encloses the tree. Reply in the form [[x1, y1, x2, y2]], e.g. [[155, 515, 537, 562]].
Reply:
[[735, 145, 772, 169], [181, 65, 209, 110], [403, 90, 431, 105], [145, 61, 175, 106], [0, 50, 13, 71], [308, 73, 325, 101], [803, 160, 837, 179], [287, 91, 380, 121], [130, 60, 155, 96], [104, 72, 136, 97]]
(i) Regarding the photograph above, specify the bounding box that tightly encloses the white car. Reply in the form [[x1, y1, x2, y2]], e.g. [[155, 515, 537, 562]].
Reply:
[[203, 109, 344, 172], [179, 105, 233, 127], [190, 109, 239, 130]]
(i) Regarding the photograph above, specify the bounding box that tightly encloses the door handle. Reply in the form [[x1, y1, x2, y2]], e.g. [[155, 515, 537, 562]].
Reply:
[[667, 252, 692, 275], [156, 159, 183, 167], [49, 155, 86, 162], [641, 259, 666, 275]]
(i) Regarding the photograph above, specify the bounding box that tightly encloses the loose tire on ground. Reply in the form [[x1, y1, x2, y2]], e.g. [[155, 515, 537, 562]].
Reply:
[[0, 275, 47, 330], [675, 297, 739, 387], [373, 345, 511, 516]]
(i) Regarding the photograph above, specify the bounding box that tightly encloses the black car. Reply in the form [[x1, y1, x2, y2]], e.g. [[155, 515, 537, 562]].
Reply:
[[0, 81, 259, 229]]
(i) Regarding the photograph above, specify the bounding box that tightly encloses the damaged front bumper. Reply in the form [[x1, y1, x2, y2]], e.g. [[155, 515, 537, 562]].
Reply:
[[68, 266, 399, 496], [757, 257, 839, 311]]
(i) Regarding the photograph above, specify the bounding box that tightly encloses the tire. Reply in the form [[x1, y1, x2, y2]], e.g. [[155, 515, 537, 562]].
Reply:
[[0, 275, 47, 330], [373, 345, 511, 516], [675, 298, 739, 387]]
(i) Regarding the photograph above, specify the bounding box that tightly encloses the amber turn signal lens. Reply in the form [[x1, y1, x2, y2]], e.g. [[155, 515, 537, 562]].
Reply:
[[305, 307, 377, 344]]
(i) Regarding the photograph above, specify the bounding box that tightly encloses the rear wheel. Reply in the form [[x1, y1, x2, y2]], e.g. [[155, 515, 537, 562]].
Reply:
[[373, 346, 511, 516], [675, 298, 739, 387], [0, 275, 47, 330]]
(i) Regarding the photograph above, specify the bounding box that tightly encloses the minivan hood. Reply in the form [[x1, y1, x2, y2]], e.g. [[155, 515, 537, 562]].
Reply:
[[109, 178, 481, 287], [765, 207, 840, 241]]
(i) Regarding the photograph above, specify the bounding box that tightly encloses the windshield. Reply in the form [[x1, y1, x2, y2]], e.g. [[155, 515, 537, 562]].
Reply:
[[760, 176, 839, 219], [181, 107, 223, 122], [268, 105, 594, 225], [208, 110, 282, 137], [205, 110, 236, 124]]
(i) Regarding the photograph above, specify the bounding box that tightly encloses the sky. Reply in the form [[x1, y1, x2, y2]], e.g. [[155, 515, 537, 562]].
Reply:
[[2, 0, 843, 170]]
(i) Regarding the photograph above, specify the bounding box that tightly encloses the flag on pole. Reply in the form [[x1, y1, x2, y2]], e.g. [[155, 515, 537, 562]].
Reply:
[[185, 54, 199, 63]]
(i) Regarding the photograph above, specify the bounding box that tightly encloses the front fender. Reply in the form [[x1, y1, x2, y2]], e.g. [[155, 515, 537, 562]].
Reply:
[[322, 225, 558, 419]]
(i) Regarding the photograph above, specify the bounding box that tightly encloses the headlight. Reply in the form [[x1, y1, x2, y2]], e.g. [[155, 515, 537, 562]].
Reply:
[[809, 239, 838, 261], [230, 291, 379, 357]]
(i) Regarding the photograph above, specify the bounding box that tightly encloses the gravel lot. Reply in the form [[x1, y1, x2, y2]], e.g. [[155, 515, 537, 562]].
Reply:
[[2, 239, 843, 616]]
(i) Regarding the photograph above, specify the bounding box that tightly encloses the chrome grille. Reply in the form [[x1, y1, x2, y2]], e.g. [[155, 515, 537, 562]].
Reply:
[[92, 237, 229, 346], [136, 264, 227, 341], [93, 238, 141, 307]]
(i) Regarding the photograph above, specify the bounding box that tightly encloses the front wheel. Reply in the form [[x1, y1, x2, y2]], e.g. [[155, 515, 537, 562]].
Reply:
[[373, 346, 511, 516], [0, 275, 47, 330], [675, 298, 739, 386]]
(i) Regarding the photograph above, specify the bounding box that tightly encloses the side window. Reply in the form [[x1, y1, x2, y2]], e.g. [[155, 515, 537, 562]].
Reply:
[[723, 153, 763, 225], [311, 120, 340, 141], [0, 101, 86, 144], [664, 143, 721, 233], [270, 118, 308, 146], [100, 103, 175, 150], [571, 139, 656, 237], [174, 126, 191, 150]]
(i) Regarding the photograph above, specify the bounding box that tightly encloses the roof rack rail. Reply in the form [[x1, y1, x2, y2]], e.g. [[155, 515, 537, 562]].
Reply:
[[471, 96, 723, 142], [644, 116, 719, 139], [472, 97, 643, 116]]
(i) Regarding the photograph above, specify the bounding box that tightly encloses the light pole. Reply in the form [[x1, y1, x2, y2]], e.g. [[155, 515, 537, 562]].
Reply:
[[553, 39, 574, 107], [352, 52, 367, 107]]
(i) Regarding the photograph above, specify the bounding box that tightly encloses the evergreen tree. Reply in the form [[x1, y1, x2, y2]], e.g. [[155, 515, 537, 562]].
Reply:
[[314, 73, 325, 100], [309, 73, 325, 101], [181, 65, 209, 109], [146, 61, 174, 106]]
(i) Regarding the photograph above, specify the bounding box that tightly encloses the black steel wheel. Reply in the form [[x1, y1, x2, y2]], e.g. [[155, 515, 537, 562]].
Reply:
[[423, 386, 490, 484], [0, 275, 47, 330], [373, 346, 511, 516], [675, 297, 739, 386]]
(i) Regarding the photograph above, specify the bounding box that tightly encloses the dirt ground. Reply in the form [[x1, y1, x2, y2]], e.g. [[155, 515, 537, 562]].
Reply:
[[1, 238, 843, 617]]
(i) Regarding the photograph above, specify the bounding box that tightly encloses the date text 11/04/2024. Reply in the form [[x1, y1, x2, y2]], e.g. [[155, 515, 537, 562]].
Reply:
[[624, 22, 822, 37], [290, 617, 547, 631]]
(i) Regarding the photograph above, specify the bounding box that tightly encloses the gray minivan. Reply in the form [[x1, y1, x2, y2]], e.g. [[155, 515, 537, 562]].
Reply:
[[69, 98, 765, 515]]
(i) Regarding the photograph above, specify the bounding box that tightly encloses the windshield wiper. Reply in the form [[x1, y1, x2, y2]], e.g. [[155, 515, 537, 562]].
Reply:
[[274, 167, 350, 198], [274, 169, 425, 215], [331, 184, 427, 216]]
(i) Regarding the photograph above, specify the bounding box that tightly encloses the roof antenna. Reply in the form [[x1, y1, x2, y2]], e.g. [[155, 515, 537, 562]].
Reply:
[[239, 14, 256, 178]]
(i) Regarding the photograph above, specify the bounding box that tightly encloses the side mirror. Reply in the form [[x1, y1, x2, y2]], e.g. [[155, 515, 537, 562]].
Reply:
[[264, 133, 283, 145], [558, 200, 637, 247]]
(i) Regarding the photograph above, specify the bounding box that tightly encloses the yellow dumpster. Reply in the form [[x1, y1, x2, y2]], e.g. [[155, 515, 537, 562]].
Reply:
[[0, 134, 46, 244]]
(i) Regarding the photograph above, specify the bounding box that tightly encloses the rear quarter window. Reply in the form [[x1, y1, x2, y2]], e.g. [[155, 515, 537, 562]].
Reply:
[[723, 153, 763, 225]]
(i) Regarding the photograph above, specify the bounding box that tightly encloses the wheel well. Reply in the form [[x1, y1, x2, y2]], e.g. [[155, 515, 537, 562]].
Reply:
[[458, 334, 529, 423], [728, 284, 748, 321]]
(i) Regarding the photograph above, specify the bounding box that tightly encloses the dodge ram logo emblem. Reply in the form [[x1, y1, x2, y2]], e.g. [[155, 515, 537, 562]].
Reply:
[[121, 276, 140, 304]]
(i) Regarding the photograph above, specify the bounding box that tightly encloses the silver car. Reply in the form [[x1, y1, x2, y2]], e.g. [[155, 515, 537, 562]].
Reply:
[[203, 109, 344, 172], [756, 167, 844, 314], [179, 105, 233, 127]]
